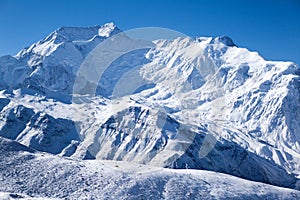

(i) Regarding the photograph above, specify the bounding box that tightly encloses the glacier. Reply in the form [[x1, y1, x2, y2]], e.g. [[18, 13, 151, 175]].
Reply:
[[0, 22, 300, 198]]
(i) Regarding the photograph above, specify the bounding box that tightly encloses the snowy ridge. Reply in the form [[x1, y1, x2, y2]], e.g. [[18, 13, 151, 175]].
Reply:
[[0, 23, 121, 96], [0, 136, 300, 199], [1, 23, 300, 198]]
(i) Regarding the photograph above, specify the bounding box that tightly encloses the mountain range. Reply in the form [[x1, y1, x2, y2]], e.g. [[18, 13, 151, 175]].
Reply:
[[0, 22, 300, 199]]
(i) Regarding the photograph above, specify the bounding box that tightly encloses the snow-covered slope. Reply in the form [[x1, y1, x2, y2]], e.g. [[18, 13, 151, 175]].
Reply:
[[1, 136, 300, 199], [0, 23, 121, 97], [0, 23, 300, 197]]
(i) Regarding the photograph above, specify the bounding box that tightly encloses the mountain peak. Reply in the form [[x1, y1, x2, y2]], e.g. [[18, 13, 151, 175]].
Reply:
[[98, 22, 121, 37], [213, 36, 236, 46], [45, 22, 121, 43]]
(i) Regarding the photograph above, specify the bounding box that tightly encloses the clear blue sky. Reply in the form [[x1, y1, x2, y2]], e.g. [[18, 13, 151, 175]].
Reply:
[[0, 0, 299, 65]]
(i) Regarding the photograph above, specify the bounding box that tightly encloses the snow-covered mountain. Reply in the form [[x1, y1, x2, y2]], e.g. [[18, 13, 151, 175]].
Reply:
[[0, 22, 300, 198]]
